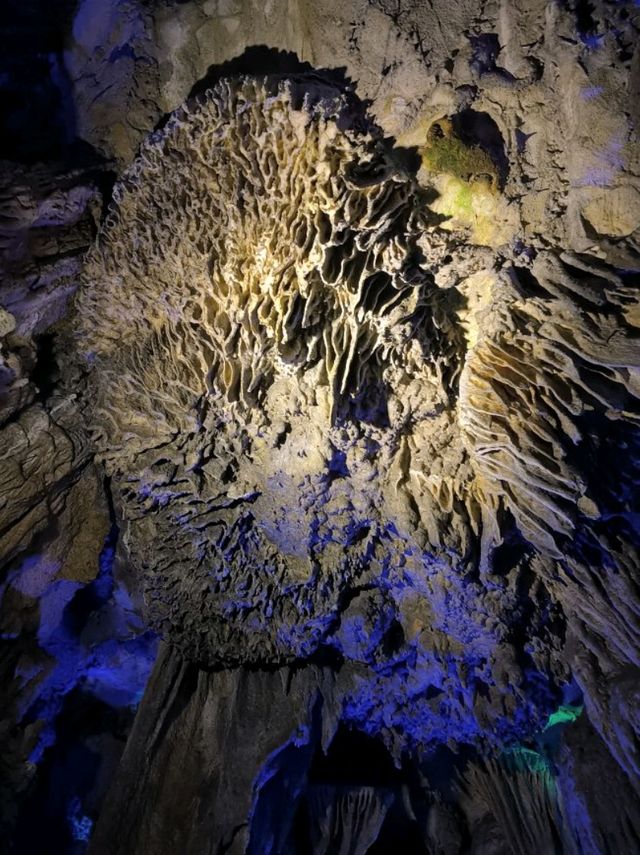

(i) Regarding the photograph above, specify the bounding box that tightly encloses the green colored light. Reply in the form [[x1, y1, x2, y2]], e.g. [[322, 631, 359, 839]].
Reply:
[[501, 746, 550, 775], [544, 704, 583, 730]]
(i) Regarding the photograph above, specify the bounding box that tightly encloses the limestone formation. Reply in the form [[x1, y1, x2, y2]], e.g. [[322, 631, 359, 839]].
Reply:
[[73, 75, 458, 668], [71, 70, 640, 777], [1, 0, 640, 852], [0, 159, 155, 851], [308, 785, 394, 855]]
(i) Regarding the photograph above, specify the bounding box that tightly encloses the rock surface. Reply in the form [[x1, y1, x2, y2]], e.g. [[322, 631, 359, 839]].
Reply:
[[1, 0, 639, 853]]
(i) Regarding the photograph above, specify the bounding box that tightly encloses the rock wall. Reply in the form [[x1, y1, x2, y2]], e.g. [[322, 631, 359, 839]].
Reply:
[[0, 161, 156, 852], [1, 0, 639, 853]]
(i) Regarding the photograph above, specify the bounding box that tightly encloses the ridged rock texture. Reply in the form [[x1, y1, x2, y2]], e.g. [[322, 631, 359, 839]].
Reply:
[[1, 0, 640, 853], [74, 71, 640, 754], [0, 158, 158, 852]]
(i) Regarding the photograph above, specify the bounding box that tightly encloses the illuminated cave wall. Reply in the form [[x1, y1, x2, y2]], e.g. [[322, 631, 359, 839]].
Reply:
[[1, 1, 640, 854]]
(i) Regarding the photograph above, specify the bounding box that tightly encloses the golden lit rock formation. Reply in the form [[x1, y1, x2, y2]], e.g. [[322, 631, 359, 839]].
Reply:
[[71, 76, 640, 787], [2, 0, 640, 851]]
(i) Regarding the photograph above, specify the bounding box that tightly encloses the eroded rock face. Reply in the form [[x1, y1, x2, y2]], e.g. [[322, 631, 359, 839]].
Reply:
[[74, 77, 462, 665], [73, 72, 639, 769], [0, 158, 157, 851], [2, 0, 640, 851]]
